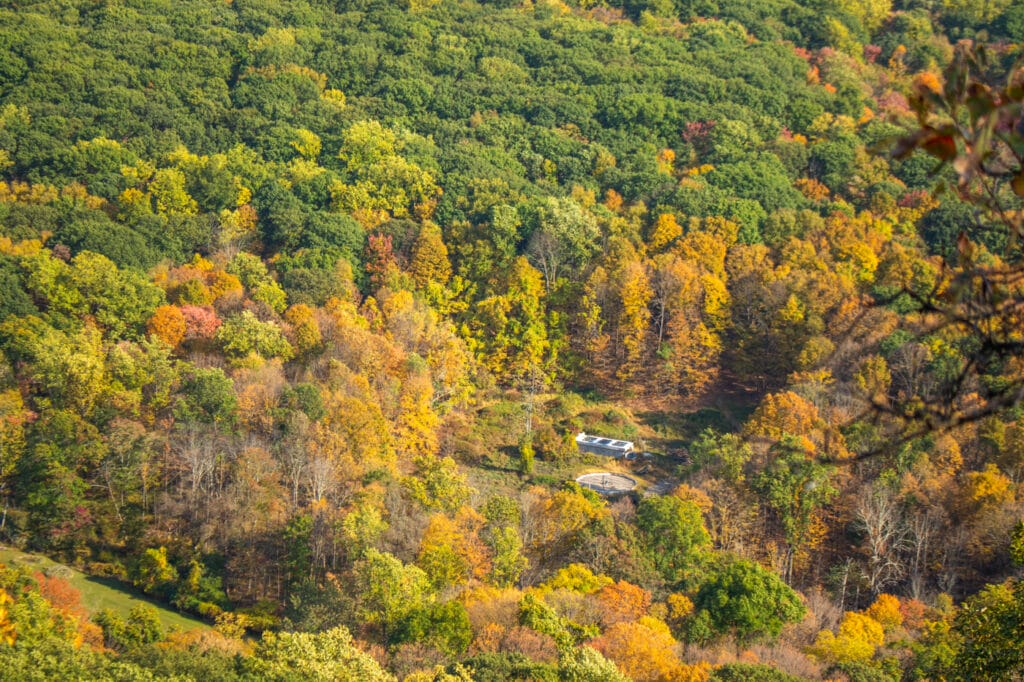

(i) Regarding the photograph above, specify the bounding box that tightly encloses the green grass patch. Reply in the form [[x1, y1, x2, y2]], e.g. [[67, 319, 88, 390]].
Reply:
[[574, 406, 640, 442], [0, 547, 210, 634], [638, 403, 755, 449]]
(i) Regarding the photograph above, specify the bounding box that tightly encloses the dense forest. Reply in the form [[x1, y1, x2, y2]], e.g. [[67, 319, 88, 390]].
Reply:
[[0, 0, 1023, 679]]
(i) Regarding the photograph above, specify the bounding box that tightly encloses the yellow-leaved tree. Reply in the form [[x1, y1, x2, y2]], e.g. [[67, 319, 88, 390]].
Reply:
[[409, 222, 452, 289], [812, 611, 885, 664], [589, 616, 709, 682], [615, 258, 652, 381]]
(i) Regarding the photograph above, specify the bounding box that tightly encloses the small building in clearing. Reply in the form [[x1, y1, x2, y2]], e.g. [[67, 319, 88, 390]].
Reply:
[[575, 432, 634, 458]]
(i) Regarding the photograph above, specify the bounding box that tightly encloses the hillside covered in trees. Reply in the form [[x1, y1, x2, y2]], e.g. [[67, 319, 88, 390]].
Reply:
[[0, 0, 1023, 679]]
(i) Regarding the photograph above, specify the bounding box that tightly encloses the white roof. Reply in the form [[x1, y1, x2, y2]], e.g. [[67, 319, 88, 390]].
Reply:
[[576, 432, 633, 450]]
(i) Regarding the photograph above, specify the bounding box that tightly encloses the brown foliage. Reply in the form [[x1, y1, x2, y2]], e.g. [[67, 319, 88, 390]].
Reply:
[[160, 629, 249, 657], [463, 586, 522, 632], [234, 362, 287, 434], [389, 642, 447, 679], [496, 625, 559, 663], [899, 598, 928, 631]]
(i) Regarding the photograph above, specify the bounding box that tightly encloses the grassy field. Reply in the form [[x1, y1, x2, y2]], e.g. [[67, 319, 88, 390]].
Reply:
[[0, 547, 210, 633], [459, 392, 699, 500]]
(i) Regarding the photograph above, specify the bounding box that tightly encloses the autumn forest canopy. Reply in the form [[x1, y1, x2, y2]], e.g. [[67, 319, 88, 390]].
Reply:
[[0, 0, 1023, 679]]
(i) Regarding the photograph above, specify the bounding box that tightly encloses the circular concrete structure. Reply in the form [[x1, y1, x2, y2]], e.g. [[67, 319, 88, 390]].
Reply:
[[576, 472, 637, 496]]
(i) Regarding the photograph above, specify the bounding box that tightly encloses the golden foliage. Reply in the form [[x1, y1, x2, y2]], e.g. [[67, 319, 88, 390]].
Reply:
[[666, 593, 694, 621], [284, 304, 322, 356], [966, 463, 1014, 508], [410, 222, 452, 288], [147, 305, 186, 348], [0, 589, 16, 646], [603, 188, 623, 212], [589, 618, 706, 682], [812, 611, 884, 664], [539, 564, 613, 595], [649, 213, 683, 252], [417, 510, 490, 589], [595, 580, 652, 625], [745, 390, 822, 442], [656, 148, 676, 175], [795, 178, 830, 202], [864, 594, 903, 634]]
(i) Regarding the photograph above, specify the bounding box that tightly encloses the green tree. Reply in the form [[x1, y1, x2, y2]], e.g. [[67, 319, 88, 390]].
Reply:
[[215, 311, 294, 362], [246, 626, 395, 681], [67, 251, 165, 340], [482, 495, 528, 588], [132, 547, 179, 598], [752, 435, 836, 582], [949, 580, 1024, 681], [469, 257, 552, 385], [3, 319, 106, 416], [0, 389, 26, 525], [394, 600, 473, 655], [0, 573, 156, 678], [174, 367, 237, 428], [488, 526, 528, 589], [403, 456, 475, 514], [354, 549, 432, 642], [331, 120, 440, 220], [691, 558, 806, 645], [711, 663, 806, 682], [94, 604, 164, 651], [636, 495, 711, 584], [689, 429, 753, 485], [341, 502, 389, 560], [558, 645, 629, 682], [226, 253, 287, 314], [526, 197, 599, 291]]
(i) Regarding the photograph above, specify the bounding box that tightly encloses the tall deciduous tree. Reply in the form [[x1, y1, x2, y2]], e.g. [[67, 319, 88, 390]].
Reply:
[[410, 222, 451, 289], [753, 435, 836, 582], [636, 495, 711, 584], [355, 549, 432, 643], [691, 559, 806, 645], [469, 257, 552, 385], [526, 197, 599, 292]]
